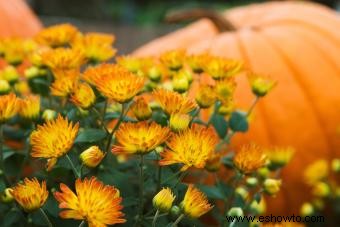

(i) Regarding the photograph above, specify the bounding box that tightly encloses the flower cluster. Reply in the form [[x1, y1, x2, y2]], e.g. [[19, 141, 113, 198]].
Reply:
[[0, 24, 288, 227]]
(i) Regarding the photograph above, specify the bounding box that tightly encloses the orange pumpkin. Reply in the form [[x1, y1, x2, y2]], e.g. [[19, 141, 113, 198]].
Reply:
[[133, 1, 340, 215], [0, 0, 42, 37]]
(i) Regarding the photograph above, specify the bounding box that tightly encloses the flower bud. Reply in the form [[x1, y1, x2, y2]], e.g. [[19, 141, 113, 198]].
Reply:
[[263, 179, 282, 195], [169, 114, 190, 132], [131, 97, 152, 121], [153, 188, 176, 212], [246, 177, 258, 187], [42, 109, 57, 121], [217, 99, 234, 116], [312, 198, 324, 210], [235, 187, 248, 200], [24, 66, 40, 80], [79, 146, 105, 168], [227, 207, 243, 217], [266, 147, 294, 170], [249, 199, 266, 214], [249, 74, 276, 97], [312, 182, 330, 197], [257, 167, 270, 179], [1, 65, 19, 84], [170, 205, 181, 217], [331, 159, 340, 173], [301, 203, 314, 216], [148, 65, 162, 82], [172, 75, 189, 93], [0, 80, 10, 95], [0, 188, 14, 203]]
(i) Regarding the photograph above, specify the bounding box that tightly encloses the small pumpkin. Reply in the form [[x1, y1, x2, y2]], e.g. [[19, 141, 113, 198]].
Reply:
[[133, 1, 340, 215], [0, 0, 42, 38]]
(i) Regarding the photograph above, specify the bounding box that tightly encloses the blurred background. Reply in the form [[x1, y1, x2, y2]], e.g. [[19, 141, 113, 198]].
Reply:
[[27, 0, 340, 54]]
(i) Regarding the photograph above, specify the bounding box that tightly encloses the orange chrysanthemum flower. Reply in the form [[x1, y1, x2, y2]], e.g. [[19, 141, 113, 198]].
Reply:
[[0, 38, 37, 65], [30, 115, 79, 171], [93, 64, 145, 103], [74, 32, 116, 62], [0, 93, 19, 123], [54, 177, 126, 227], [112, 121, 170, 155], [35, 23, 79, 47], [153, 89, 197, 115], [18, 95, 40, 120], [10, 178, 48, 212], [70, 82, 96, 109], [233, 143, 267, 174], [180, 184, 213, 218], [42, 48, 85, 72], [159, 126, 218, 171], [50, 70, 79, 97]]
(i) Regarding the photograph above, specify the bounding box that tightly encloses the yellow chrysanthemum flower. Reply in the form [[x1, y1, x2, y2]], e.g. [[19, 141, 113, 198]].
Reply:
[[19, 95, 40, 120], [112, 121, 170, 155], [130, 96, 152, 121], [159, 126, 218, 171], [215, 78, 236, 101], [266, 146, 295, 168], [30, 115, 79, 171], [204, 57, 242, 80], [160, 50, 186, 70], [94, 64, 145, 103], [0, 93, 19, 123], [70, 82, 95, 109], [0, 38, 37, 65], [153, 187, 176, 212], [10, 178, 48, 212], [304, 159, 329, 185], [186, 53, 210, 73], [79, 146, 105, 168], [233, 143, 267, 174], [42, 48, 85, 72], [35, 23, 79, 47], [195, 85, 216, 108], [0, 65, 19, 83], [116, 56, 152, 74], [74, 32, 116, 62], [180, 184, 213, 218], [50, 71, 79, 97], [54, 177, 126, 227], [153, 89, 197, 115]]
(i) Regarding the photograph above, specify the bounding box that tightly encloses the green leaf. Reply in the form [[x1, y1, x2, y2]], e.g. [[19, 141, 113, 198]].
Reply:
[[75, 128, 107, 143], [229, 111, 248, 132], [197, 185, 225, 200], [221, 152, 234, 169], [210, 114, 228, 138], [2, 209, 22, 227], [152, 111, 168, 126]]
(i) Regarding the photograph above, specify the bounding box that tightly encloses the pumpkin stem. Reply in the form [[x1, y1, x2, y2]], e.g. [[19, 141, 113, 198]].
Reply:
[[165, 8, 236, 32]]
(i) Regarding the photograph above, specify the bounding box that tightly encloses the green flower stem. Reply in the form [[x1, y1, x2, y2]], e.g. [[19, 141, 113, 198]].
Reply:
[[66, 154, 80, 178], [104, 102, 130, 153], [78, 221, 85, 227], [171, 214, 185, 227], [138, 154, 145, 224], [161, 169, 182, 185], [39, 208, 53, 227], [223, 172, 243, 227], [0, 124, 4, 175], [157, 165, 162, 192], [152, 209, 160, 227], [246, 96, 260, 117]]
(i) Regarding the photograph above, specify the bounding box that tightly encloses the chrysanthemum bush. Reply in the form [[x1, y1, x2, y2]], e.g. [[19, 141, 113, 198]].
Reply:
[[0, 24, 293, 227]]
